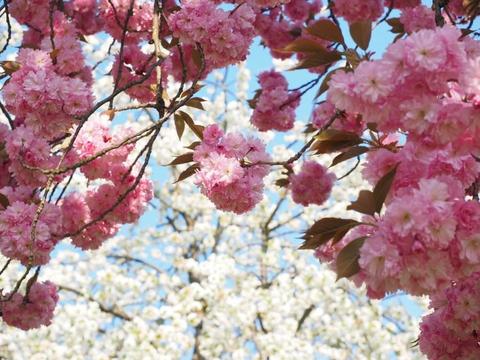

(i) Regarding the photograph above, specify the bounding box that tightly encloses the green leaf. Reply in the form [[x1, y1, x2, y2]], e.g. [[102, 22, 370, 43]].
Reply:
[[347, 190, 376, 216], [349, 21, 372, 50], [169, 152, 194, 166], [336, 237, 367, 280], [373, 164, 398, 213], [330, 146, 369, 167], [306, 19, 344, 44]]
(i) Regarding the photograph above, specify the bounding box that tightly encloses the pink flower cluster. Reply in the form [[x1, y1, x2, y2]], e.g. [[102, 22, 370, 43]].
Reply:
[[289, 161, 335, 206], [193, 125, 271, 214], [246, 0, 291, 7], [329, 26, 477, 150], [112, 44, 159, 103], [73, 115, 135, 180], [392, 0, 420, 9], [62, 115, 153, 250], [1, 281, 58, 331], [169, 1, 256, 69], [0, 201, 62, 266], [332, 0, 384, 23], [322, 29, 480, 299], [65, 0, 104, 35], [357, 178, 465, 297], [3, 49, 93, 140], [255, 10, 296, 59], [400, 5, 436, 33], [9, 0, 51, 31], [312, 101, 364, 135], [40, 13, 88, 76], [1, 1, 157, 331], [251, 71, 300, 132], [254, 2, 323, 61], [98, 0, 153, 42], [5, 126, 57, 187], [419, 272, 480, 359], [284, 0, 322, 22]]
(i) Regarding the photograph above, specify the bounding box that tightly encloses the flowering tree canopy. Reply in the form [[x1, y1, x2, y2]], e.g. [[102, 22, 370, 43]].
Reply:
[[0, 0, 479, 358], [0, 69, 426, 358]]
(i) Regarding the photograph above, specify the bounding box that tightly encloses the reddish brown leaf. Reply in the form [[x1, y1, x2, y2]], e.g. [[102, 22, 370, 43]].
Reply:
[[349, 21, 372, 50], [336, 237, 367, 280], [275, 178, 290, 188], [174, 163, 200, 183], [315, 67, 345, 98], [49, 48, 60, 61], [347, 190, 376, 216], [191, 47, 203, 69], [306, 19, 345, 44], [292, 50, 342, 70], [169, 152, 194, 166], [178, 111, 204, 140], [0, 193, 9, 209], [311, 129, 362, 154], [300, 218, 360, 250], [247, 90, 262, 109], [330, 146, 369, 167], [386, 18, 405, 34], [283, 38, 327, 53], [1, 61, 21, 74], [174, 113, 185, 140], [185, 141, 201, 150], [373, 164, 398, 213], [185, 97, 206, 110]]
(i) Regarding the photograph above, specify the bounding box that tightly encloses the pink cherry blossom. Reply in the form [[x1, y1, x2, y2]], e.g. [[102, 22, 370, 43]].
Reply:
[[2, 281, 59, 331], [251, 71, 299, 132], [289, 161, 335, 206]]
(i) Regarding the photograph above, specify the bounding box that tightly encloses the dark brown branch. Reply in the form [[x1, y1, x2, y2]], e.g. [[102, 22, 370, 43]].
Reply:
[[0, 100, 14, 129], [296, 305, 315, 333], [48, 0, 57, 65], [59, 285, 132, 321], [0, 0, 11, 57], [433, 0, 446, 27], [263, 195, 286, 235], [0, 259, 11, 277], [256, 313, 269, 334], [337, 156, 361, 180], [109, 0, 135, 110], [1, 266, 31, 302], [244, 110, 341, 168], [193, 321, 206, 360], [64, 128, 159, 238], [108, 254, 162, 274]]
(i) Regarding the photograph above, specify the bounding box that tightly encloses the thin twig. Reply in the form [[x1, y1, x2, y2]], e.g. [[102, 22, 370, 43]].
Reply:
[[0, 0, 12, 57]]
